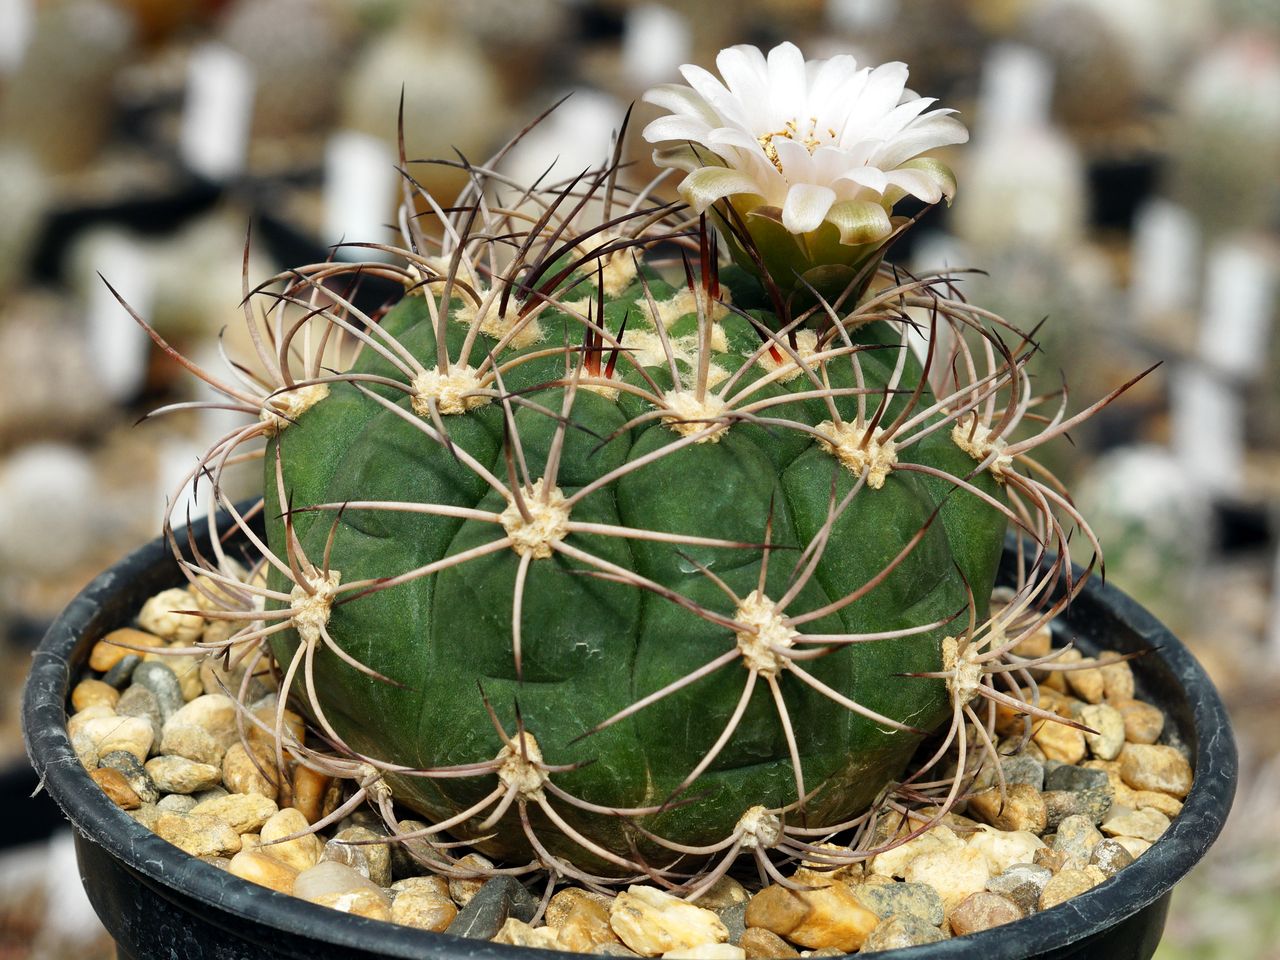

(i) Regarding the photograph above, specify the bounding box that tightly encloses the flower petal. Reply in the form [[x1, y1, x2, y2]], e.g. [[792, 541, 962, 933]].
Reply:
[[883, 167, 944, 203], [715, 45, 770, 118], [869, 112, 969, 169], [641, 83, 719, 127], [767, 42, 809, 124], [642, 115, 714, 145], [781, 183, 837, 234], [678, 166, 765, 212], [895, 158, 959, 203], [825, 200, 893, 245]]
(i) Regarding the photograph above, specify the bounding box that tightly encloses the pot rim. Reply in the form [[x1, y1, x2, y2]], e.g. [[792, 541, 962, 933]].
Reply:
[[23, 516, 1237, 959]]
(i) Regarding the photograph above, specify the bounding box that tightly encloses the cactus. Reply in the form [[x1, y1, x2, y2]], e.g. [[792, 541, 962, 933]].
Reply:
[[128, 44, 1134, 891]]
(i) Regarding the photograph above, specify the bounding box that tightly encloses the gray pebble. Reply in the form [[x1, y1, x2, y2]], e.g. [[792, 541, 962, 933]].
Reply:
[[445, 877, 538, 940], [1043, 788, 1112, 830], [322, 827, 392, 887], [861, 914, 946, 952], [156, 794, 199, 814], [853, 880, 945, 926], [102, 655, 141, 689], [132, 662, 185, 720], [715, 900, 747, 945], [976, 754, 1045, 793], [1053, 815, 1104, 868], [590, 945, 640, 957], [987, 863, 1052, 915], [1090, 838, 1136, 878], [1045, 766, 1110, 794], [99, 750, 159, 803], [116, 685, 163, 742], [389, 819, 445, 880]]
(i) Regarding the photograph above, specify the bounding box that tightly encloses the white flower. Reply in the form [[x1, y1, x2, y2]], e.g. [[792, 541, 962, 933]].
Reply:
[[642, 42, 967, 243]]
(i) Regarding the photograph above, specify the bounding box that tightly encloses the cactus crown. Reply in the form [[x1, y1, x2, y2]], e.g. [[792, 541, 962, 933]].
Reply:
[[125, 54, 1140, 897]]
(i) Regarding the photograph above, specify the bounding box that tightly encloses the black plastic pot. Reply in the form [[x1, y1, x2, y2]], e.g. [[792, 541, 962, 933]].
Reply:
[[24, 515, 1236, 960]]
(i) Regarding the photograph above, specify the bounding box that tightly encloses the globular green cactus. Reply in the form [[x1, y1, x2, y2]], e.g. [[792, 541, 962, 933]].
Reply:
[[134, 43, 1121, 890]]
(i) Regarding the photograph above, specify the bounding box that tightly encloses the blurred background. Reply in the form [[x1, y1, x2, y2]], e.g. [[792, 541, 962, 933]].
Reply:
[[0, 0, 1276, 956]]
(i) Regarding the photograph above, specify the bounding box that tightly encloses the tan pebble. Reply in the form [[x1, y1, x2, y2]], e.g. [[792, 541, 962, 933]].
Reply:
[[303, 885, 390, 920], [143, 652, 203, 701], [448, 853, 494, 906], [739, 927, 798, 959], [662, 945, 745, 960], [1111, 836, 1152, 859], [1010, 622, 1052, 660], [189, 571, 246, 612], [91, 767, 141, 809], [1098, 655, 1135, 701], [259, 807, 324, 872], [71, 730, 99, 770], [1041, 668, 1067, 692], [1130, 790, 1183, 818], [1080, 759, 1125, 797], [129, 803, 161, 830], [1112, 699, 1164, 745], [558, 896, 622, 953], [247, 704, 305, 750], [68, 704, 116, 739], [323, 826, 392, 886], [72, 679, 120, 712], [80, 715, 154, 764], [904, 846, 990, 913], [223, 742, 282, 800], [493, 918, 561, 949], [949, 891, 1023, 935], [790, 843, 862, 889], [743, 882, 878, 952], [1032, 847, 1069, 873], [89, 629, 164, 671], [1100, 807, 1170, 843], [1032, 719, 1087, 765], [228, 849, 298, 894], [190, 793, 278, 834], [867, 825, 964, 878], [158, 724, 224, 765], [693, 876, 751, 910], [1033, 687, 1078, 717], [164, 695, 238, 746], [547, 887, 615, 927], [744, 888, 807, 939], [1038, 867, 1103, 910], [145, 755, 222, 794], [966, 784, 1047, 834], [1061, 659, 1105, 705], [391, 888, 458, 932], [138, 588, 204, 644], [966, 826, 1045, 875], [1079, 703, 1126, 761], [294, 860, 389, 907], [155, 812, 242, 858], [611, 885, 728, 956], [290, 764, 332, 824], [199, 856, 232, 871], [1119, 744, 1192, 798], [320, 778, 343, 821], [389, 875, 452, 898]]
